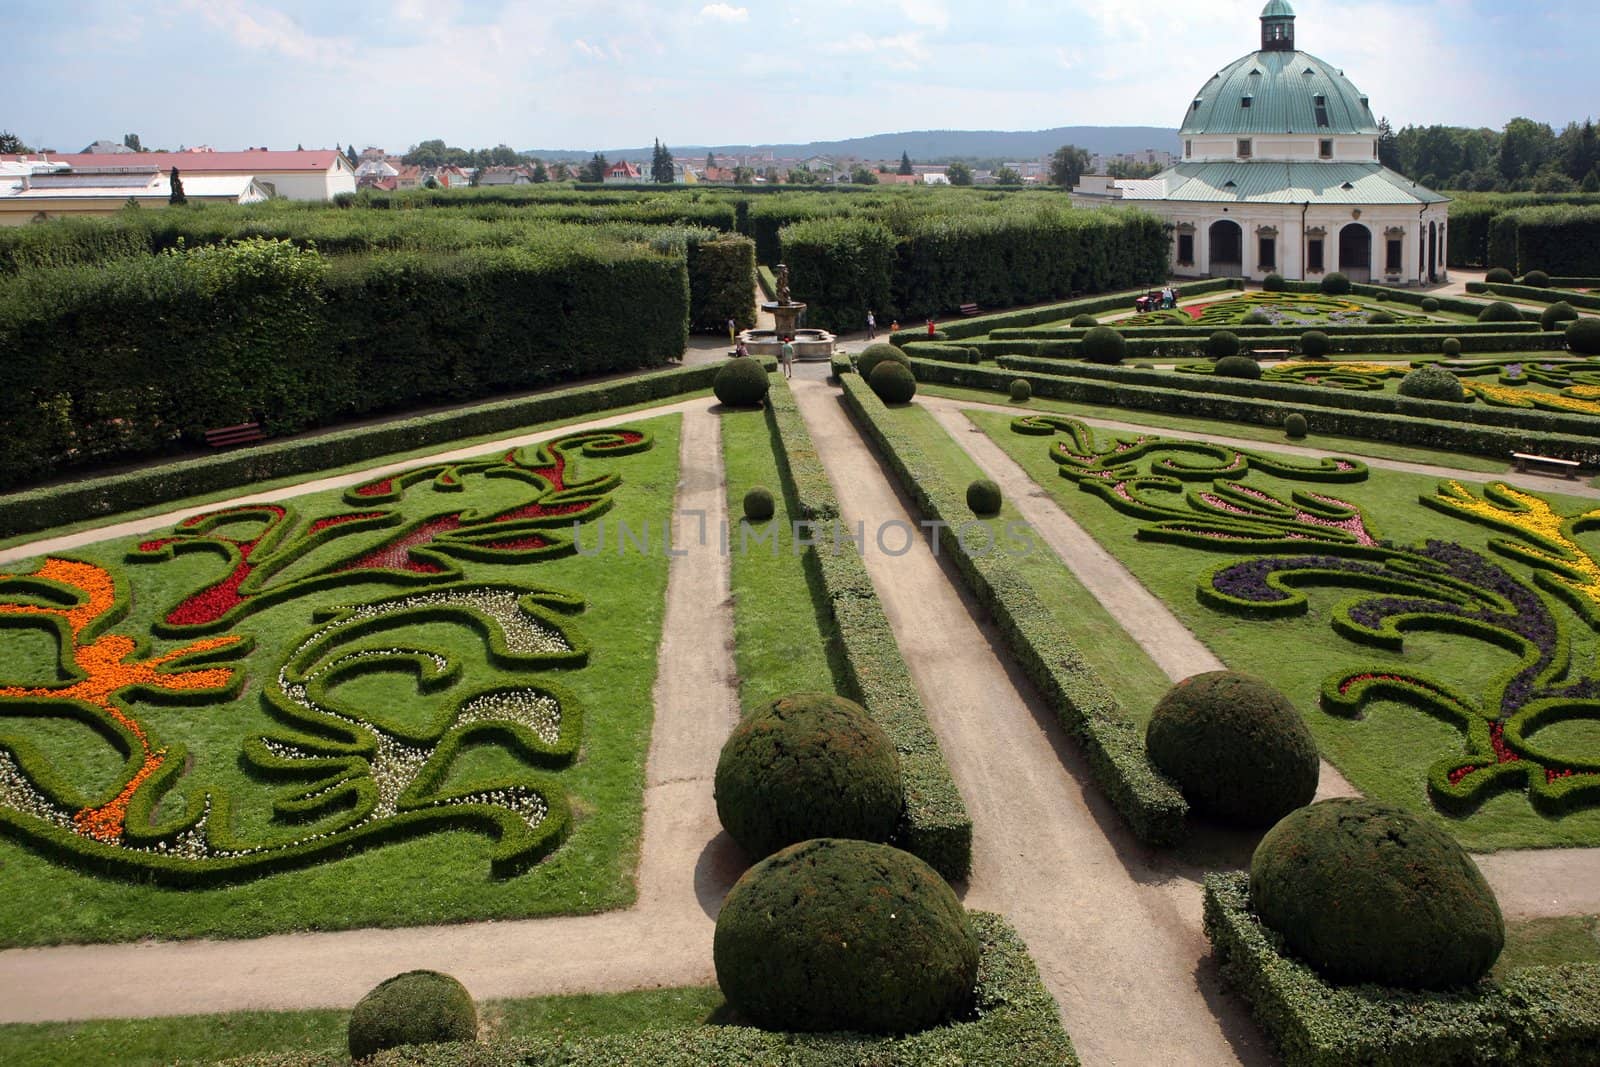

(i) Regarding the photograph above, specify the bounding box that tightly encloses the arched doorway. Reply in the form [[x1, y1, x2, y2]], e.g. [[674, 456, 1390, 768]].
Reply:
[[1428, 220, 1438, 283], [1338, 223, 1371, 283], [1208, 219, 1243, 278]]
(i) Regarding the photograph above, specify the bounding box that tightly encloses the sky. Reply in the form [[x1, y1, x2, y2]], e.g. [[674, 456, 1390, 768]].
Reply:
[[5, 0, 1594, 156]]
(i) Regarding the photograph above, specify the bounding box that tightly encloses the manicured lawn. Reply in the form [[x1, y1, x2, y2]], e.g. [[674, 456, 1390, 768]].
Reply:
[[1493, 915, 1600, 978], [970, 406, 1600, 851], [0, 415, 683, 944]]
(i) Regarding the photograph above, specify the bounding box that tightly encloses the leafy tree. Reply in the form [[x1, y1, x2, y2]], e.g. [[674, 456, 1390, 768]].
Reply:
[[734, 165, 755, 183], [579, 153, 608, 182], [550, 161, 572, 181], [705, 151, 717, 172], [1498, 117, 1555, 184], [763, 166, 779, 183], [898, 151, 913, 176], [1106, 159, 1160, 179], [530, 159, 548, 183], [169, 167, 187, 206], [1377, 117, 1399, 170], [651, 139, 675, 183], [786, 167, 820, 184], [1584, 169, 1600, 193], [995, 166, 1021, 185], [945, 160, 973, 186], [423, 174, 441, 190], [346, 144, 359, 167], [850, 165, 880, 185], [123, 132, 143, 152], [0, 131, 30, 154], [1048, 144, 1090, 187]]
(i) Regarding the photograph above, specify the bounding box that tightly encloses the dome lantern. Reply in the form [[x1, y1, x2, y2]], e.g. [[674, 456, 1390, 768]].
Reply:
[[1261, 0, 1295, 51]]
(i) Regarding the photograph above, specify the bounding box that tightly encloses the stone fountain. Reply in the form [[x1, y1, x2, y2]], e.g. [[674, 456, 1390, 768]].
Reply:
[[736, 263, 836, 361]]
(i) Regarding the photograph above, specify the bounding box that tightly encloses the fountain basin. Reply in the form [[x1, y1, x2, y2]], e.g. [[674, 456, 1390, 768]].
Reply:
[[737, 328, 836, 362]]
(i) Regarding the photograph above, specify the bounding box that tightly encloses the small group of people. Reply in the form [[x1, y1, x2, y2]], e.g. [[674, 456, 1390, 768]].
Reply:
[[1134, 286, 1180, 313], [731, 335, 795, 379]]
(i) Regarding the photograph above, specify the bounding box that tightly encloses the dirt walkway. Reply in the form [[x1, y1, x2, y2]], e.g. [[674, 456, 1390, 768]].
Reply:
[[789, 377, 1272, 1066], [0, 403, 744, 1023]]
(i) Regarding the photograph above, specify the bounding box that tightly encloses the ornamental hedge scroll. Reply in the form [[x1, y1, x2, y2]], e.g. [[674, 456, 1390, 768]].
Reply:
[[1012, 413, 1600, 816]]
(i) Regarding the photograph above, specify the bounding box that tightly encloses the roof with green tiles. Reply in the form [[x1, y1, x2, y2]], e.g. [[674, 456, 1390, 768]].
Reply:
[[1113, 162, 1448, 206], [1181, 49, 1378, 137]]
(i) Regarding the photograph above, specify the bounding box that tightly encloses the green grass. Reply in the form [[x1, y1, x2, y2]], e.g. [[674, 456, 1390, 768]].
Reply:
[[1493, 915, 1600, 978], [0, 415, 684, 945], [917, 382, 1511, 474], [718, 405, 840, 709], [0, 986, 726, 1067], [970, 406, 1600, 850]]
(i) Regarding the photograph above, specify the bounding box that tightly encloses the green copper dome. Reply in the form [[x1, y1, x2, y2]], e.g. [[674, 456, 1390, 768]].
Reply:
[[1180, 49, 1378, 136], [1261, 0, 1295, 18]]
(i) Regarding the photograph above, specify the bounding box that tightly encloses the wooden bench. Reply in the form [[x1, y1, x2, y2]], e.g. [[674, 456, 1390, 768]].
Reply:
[[1251, 348, 1292, 360], [204, 421, 267, 449], [1512, 451, 1580, 479], [959, 302, 981, 317]]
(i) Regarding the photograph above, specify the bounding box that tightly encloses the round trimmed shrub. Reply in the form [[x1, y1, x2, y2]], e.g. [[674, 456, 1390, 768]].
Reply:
[[869, 360, 917, 404], [1485, 267, 1515, 284], [1368, 310, 1397, 325], [1207, 330, 1241, 358], [1420, 297, 1441, 312], [1284, 412, 1308, 438], [1541, 301, 1580, 331], [1263, 273, 1286, 292], [1442, 337, 1463, 356], [714, 693, 903, 859], [743, 486, 775, 523], [1213, 355, 1261, 379], [1300, 330, 1331, 358], [1399, 364, 1465, 402], [714, 838, 978, 1033], [715, 358, 770, 407], [1521, 269, 1550, 288], [1241, 310, 1271, 326], [1478, 300, 1521, 323], [1070, 313, 1098, 327], [1250, 798, 1505, 989], [858, 342, 910, 379], [966, 478, 1002, 517], [1145, 671, 1318, 826], [348, 971, 477, 1060], [1568, 317, 1600, 355], [1009, 378, 1032, 402], [1320, 272, 1351, 295], [1081, 325, 1126, 364]]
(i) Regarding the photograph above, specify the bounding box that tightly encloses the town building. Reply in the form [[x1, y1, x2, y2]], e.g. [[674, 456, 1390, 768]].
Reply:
[[0, 149, 357, 203], [0, 165, 270, 224], [1071, 1, 1447, 285]]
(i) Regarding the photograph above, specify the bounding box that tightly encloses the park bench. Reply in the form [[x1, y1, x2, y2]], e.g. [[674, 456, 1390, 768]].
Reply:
[[1511, 451, 1580, 479], [204, 421, 267, 449], [959, 302, 981, 317], [1251, 348, 1292, 360]]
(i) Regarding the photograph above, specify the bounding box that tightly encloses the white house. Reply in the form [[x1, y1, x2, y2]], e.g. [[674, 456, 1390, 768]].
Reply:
[[0, 166, 270, 224], [0, 149, 358, 202], [1072, 1, 1448, 286]]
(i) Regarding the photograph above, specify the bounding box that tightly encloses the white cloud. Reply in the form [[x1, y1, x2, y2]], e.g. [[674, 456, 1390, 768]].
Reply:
[[823, 31, 929, 69], [182, 0, 345, 66], [700, 3, 749, 22], [898, 0, 949, 32]]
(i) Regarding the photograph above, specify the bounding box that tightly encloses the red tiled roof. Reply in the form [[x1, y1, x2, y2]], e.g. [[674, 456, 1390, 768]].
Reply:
[[0, 150, 346, 174]]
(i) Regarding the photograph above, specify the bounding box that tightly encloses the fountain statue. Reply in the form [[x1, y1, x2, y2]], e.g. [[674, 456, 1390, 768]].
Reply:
[[736, 262, 837, 362]]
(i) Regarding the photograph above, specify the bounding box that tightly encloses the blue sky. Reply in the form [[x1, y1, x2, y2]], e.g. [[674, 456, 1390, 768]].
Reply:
[[5, 1, 1593, 155]]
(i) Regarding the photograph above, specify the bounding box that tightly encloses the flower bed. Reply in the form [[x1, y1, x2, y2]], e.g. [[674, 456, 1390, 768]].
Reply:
[[1122, 291, 1433, 329]]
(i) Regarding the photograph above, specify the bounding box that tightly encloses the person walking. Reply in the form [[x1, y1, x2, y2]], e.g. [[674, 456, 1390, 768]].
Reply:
[[727, 317, 737, 346], [926, 316, 937, 338], [780, 335, 795, 379], [866, 310, 877, 340]]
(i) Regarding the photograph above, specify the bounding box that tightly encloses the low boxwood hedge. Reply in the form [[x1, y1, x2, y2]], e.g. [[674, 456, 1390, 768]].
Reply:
[[888, 279, 1241, 345], [1204, 872, 1600, 1067], [1467, 281, 1600, 313]]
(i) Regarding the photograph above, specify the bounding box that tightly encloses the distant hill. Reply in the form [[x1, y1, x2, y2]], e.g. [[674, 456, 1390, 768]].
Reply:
[[525, 126, 1179, 164]]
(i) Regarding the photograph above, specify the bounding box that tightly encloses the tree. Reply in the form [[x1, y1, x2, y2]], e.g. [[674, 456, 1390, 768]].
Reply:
[[1048, 144, 1091, 187], [763, 166, 779, 183], [169, 167, 187, 206], [786, 167, 819, 185], [530, 159, 549, 183], [1498, 117, 1555, 184], [734, 165, 755, 183], [0, 131, 30, 154], [346, 143, 359, 167], [550, 161, 572, 181], [705, 151, 717, 172], [945, 160, 973, 186], [898, 151, 913, 176], [123, 133, 143, 152], [651, 139, 675, 183], [995, 166, 1021, 185], [1583, 169, 1600, 193], [580, 153, 608, 183], [850, 165, 880, 185], [1377, 117, 1399, 170]]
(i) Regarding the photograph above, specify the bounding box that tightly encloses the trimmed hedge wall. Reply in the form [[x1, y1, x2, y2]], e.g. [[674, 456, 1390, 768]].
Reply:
[[687, 235, 757, 332], [762, 382, 973, 879], [780, 218, 897, 334], [890, 279, 1242, 345], [0, 360, 749, 541], [837, 371, 1189, 846], [1483, 205, 1600, 276], [970, 330, 1565, 361], [1466, 281, 1600, 313], [991, 322, 1541, 341], [1205, 873, 1600, 1067]]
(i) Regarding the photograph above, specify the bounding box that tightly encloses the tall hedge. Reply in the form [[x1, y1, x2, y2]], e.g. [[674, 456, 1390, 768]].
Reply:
[[688, 235, 757, 333], [780, 217, 897, 333]]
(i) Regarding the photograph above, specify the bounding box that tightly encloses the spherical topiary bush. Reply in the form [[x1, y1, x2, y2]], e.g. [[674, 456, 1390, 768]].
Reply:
[[966, 478, 1002, 517], [1241, 310, 1271, 326], [715, 358, 770, 407], [1009, 378, 1032, 403], [714, 838, 978, 1033], [858, 342, 910, 379], [1250, 798, 1505, 989], [1208, 330, 1241, 359], [743, 486, 775, 523], [869, 360, 917, 404], [1568, 317, 1600, 355], [1521, 269, 1550, 288], [1485, 267, 1515, 284], [1070, 313, 1099, 327], [714, 693, 903, 860], [1399, 364, 1466, 402], [1145, 671, 1319, 826], [1541, 301, 1580, 331], [1213, 355, 1262, 379], [1263, 273, 1286, 292], [1420, 297, 1441, 313], [1081, 325, 1126, 364], [1284, 412, 1308, 439], [348, 970, 477, 1060], [1300, 330, 1331, 359], [1320, 272, 1352, 295], [1368, 310, 1397, 325], [1442, 337, 1463, 356], [1478, 300, 1521, 323]]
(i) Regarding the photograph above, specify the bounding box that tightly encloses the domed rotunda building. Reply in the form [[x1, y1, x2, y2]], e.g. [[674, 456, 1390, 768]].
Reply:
[[1073, 1, 1447, 285]]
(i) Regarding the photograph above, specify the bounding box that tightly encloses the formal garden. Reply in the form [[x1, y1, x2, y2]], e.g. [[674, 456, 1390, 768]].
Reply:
[[2, 185, 1600, 1065]]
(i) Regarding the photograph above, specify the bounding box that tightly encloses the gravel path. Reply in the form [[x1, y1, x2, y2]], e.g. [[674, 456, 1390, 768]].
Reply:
[[0, 403, 744, 1023]]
